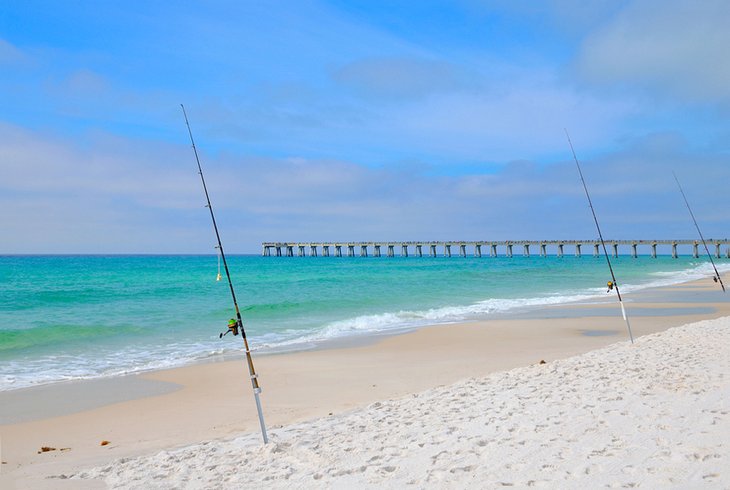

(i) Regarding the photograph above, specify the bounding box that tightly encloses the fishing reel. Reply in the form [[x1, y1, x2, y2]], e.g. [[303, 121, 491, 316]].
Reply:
[[220, 318, 240, 338]]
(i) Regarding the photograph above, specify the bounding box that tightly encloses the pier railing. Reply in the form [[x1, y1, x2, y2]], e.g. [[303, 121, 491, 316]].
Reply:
[[262, 240, 730, 259]]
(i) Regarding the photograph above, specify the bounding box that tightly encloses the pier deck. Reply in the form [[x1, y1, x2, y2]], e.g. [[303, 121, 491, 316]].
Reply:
[[262, 240, 730, 258]]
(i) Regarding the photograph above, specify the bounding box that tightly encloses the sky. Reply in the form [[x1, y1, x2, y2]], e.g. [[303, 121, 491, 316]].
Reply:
[[1, 0, 729, 254]]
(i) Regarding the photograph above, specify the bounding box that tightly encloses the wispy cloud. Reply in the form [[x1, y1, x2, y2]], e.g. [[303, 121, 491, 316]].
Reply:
[[0, 38, 29, 65], [333, 57, 478, 99], [1, 1, 729, 253], [3, 118, 725, 254], [575, 0, 730, 104]]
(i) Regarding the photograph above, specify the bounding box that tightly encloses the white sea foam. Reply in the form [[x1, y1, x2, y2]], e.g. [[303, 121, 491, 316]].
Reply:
[[257, 293, 598, 351], [638, 261, 730, 289], [253, 261, 729, 353], [2, 261, 725, 392], [0, 341, 237, 392]]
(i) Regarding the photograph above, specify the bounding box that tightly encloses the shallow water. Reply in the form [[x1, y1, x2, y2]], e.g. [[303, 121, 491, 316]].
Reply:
[[1, 254, 727, 390]]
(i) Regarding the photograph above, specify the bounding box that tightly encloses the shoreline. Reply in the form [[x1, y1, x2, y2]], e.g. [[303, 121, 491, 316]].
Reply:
[[1, 271, 723, 419], [1, 273, 728, 488], [2, 260, 725, 397], [2, 256, 726, 396]]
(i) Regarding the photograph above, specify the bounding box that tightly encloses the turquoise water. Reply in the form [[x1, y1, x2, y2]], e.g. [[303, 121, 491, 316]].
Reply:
[[0, 254, 726, 391]]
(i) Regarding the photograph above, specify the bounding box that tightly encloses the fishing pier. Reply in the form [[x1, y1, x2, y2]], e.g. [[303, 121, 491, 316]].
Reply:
[[262, 239, 730, 258]]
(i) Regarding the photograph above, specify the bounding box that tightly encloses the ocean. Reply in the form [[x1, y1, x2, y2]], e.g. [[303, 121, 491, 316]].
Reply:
[[1, 254, 726, 392]]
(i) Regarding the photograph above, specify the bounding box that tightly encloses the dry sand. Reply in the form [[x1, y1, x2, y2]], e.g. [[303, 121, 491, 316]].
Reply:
[[1, 275, 728, 488]]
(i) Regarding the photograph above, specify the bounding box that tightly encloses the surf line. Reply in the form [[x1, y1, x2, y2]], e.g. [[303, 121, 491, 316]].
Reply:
[[565, 129, 635, 344], [673, 172, 725, 292], [181, 104, 269, 444]]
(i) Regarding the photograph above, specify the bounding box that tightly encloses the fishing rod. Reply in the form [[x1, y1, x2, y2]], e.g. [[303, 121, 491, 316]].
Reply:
[[181, 104, 269, 444], [673, 171, 725, 292], [565, 130, 634, 344]]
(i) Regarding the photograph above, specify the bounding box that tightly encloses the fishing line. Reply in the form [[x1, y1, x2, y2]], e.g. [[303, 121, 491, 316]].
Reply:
[[181, 104, 269, 444], [565, 129, 635, 344], [673, 172, 725, 292]]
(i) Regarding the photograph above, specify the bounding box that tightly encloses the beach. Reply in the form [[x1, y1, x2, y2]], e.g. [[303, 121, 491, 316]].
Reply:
[[4, 1, 730, 487], [1, 273, 728, 488]]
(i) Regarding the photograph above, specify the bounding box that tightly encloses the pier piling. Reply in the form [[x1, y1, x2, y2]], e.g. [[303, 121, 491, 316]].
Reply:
[[262, 239, 730, 259]]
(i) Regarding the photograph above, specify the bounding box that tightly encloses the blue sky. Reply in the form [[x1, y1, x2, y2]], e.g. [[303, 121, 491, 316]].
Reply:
[[1, 0, 729, 253]]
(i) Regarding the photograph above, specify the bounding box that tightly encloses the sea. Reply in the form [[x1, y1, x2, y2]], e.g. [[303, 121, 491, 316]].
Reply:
[[1, 254, 727, 392]]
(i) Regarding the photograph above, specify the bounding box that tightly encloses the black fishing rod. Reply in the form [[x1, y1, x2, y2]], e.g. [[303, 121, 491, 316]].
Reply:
[[673, 171, 725, 292], [181, 104, 269, 444], [565, 130, 634, 344]]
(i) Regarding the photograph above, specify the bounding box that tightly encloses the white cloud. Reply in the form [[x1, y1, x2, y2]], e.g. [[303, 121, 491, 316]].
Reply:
[[4, 121, 728, 254], [0, 123, 196, 202], [575, 0, 730, 103], [0, 38, 28, 64], [333, 57, 478, 99], [381, 77, 638, 161], [3, 2, 730, 253], [463, 0, 627, 37], [62, 69, 110, 95]]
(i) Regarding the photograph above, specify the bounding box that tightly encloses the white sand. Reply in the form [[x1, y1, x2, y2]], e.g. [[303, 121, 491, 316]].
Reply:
[[72, 316, 730, 489]]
